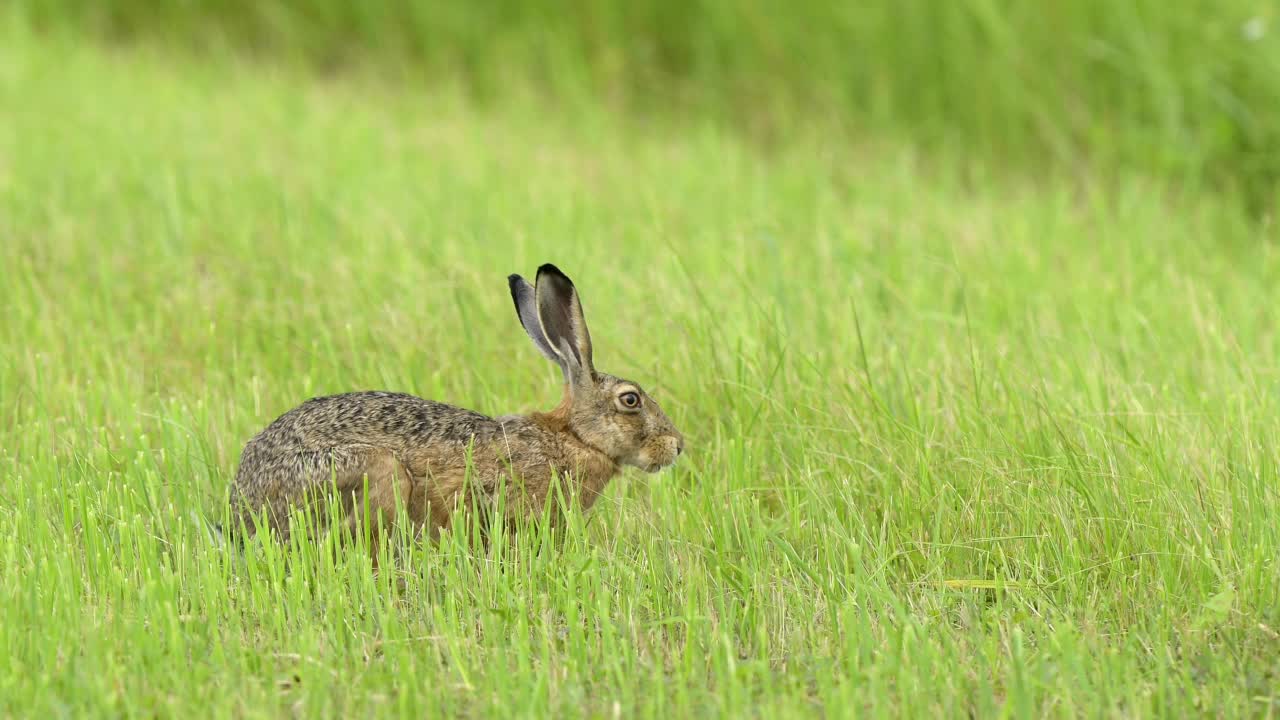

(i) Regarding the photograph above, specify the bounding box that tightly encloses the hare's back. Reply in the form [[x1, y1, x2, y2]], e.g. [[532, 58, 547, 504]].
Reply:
[[252, 390, 496, 450]]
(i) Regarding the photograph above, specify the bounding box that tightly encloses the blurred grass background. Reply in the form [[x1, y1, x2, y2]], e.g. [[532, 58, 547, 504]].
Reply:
[[12, 0, 1280, 211]]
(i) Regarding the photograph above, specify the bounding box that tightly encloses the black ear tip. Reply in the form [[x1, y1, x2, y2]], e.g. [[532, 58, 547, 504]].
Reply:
[[537, 263, 572, 284], [507, 274, 529, 305], [509, 273, 534, 293]]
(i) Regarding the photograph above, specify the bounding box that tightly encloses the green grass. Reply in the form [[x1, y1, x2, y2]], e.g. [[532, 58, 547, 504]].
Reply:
[[11, 0, 1280, 208], [2, 27, 1280, 718]]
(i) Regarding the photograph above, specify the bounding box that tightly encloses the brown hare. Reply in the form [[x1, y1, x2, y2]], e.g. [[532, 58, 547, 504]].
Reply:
[[225, 263, 684, 560]]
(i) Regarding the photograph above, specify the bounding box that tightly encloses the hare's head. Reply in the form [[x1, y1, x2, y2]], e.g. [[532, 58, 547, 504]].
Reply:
[[509, 264, 685, 472]]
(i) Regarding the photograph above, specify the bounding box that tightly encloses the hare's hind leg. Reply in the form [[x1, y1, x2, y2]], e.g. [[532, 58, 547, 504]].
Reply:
[[330, 448, 417, 570]]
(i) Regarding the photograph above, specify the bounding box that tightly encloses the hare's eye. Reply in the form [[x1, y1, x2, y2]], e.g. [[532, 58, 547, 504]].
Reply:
[[619, 391, 641, 409]]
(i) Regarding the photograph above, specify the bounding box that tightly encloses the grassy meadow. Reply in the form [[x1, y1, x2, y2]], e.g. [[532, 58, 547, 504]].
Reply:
[[2, 8, 1280, 719], [17, 0, 1280, 210]]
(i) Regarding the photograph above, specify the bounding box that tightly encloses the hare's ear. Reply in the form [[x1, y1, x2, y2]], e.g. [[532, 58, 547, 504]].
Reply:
[[534, 263, 594, 384], [508, 274, 568, 380]]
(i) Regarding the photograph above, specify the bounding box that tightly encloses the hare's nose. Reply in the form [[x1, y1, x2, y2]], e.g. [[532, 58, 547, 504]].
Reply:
[[675, 438, 685, 456]]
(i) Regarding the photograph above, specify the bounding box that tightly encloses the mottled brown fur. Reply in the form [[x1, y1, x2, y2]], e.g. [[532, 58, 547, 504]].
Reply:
[[226, 264, 684, 556]]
